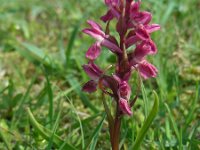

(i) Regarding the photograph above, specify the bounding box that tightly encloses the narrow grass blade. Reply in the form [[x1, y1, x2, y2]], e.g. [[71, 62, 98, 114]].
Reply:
[[45, 73, 54, 128], [20, 42, 52, 66], [131, 91, 159, 150], [66, 98, 85, 149], [46, 105, 62, 150], [119, 129, 128, 149], [84, 114, 106, 150], [141, 81, 149, 119], [26, 108, 77, 150], [184, 83, 199, 131], [11, 75, 36, 127], [165, 103, 182, 148], [71, 113, 102, 129], [161, 1, 176, 25], [65, 23, 80, 68], [0, 120, 12, 150]]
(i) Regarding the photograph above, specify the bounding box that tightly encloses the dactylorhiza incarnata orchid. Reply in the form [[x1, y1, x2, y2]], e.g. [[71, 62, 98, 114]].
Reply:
[[82, 0, 160, 149]]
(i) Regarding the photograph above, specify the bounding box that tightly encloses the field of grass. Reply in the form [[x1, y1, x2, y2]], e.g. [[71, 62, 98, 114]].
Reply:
[[0, 0, 200, 149]]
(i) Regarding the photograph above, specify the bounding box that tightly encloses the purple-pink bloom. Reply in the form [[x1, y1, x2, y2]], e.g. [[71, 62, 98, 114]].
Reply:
[[83, 20, 121, 54], [119, 98, 132, 116], [86, 42, 101, 60], [138, 60, 158, 79], [131, 11, 152, 25], [82, 0, 160, 117], [83, 20, 105, 42], [82, 80, 97, 93], [101, 0, 120, 22], [82, 62, 103, 80], [135, 25, 150, 40], [145, 24, 161, 33], [129, 40, 157, 64], [118, 81, 131, 100]]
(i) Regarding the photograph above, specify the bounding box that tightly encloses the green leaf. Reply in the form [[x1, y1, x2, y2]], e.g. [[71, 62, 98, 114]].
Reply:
[[11, 76, 36, 128], [184, 83, 199, 131], [45, 73, 54, 128], [20, 42, 52, 65], [84, 114, 106, 150], [141, 81, 149, 119], [26, 108, 77, 150], [65, 97, 85, 149], [46, 105, 62, 150], [161, 1, 176, 25], [0, 120, 12, 150], [131, 91, 159, 150], [165, 103, 182, 148], [71, 113, 102, 129], [65, 23, 80, 68]]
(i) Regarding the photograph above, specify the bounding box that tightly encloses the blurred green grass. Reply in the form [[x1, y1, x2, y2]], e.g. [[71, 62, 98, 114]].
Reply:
[[0, 0, 199, 149]]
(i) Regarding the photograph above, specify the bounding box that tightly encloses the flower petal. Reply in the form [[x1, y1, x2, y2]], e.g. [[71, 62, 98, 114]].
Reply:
[[101, 75, 119, 97], [87, 20, 103, 31], [83, 20, 105, 42], [101, 38, 122, 53], [132, 11, 152, 25], [86, 42, 101, 60], [82, 28, 104, 42], [119, 81, 131, 100], [135, 26, 150, 40], [119, 98, 132, 116], [104, 0, 120, 19], [138, 61, 158, 79], [130, 0, 140, 14], [145, 24, 161, 33], [125, 35, 140, 48], [101, 10, 114, 22], [145, 40, 157, 54], [82, 63, 103, 80], [132, 41, 153, 62], [82, 80, 97, 93]]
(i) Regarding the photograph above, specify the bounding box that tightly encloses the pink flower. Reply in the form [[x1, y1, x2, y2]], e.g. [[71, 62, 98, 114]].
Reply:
[[82, 0, 160, 117], [112, 74, 132, 115], [83, 20, 106, 42], [101, 0, 120, 22], [83, 20, 121, 54], [138, 60, 158, 79], [119, 98, 132, 116], [82, 80, 97, 93], [118, 81, 131, 100], [131, 11, 152, 25], [129, 40, 157, 64], [129, 0, 140, 14], [86, 42, 101, 60], [82, 62, 103, 80], [145, 24, 161, 33], [126, 25, 160, 49], [135, 25, 150, 40]]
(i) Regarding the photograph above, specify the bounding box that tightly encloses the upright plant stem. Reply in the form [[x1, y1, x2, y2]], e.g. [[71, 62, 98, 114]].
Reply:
[[111, 104, 121, 150]]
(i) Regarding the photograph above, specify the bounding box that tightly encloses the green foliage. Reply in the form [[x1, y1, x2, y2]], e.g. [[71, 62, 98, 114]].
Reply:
[[0, 0, 200, 149], [131, 91, 159, 150]]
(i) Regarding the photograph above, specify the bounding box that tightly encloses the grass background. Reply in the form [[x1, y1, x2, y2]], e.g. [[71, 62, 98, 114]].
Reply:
[[0, 0, 199, 149]]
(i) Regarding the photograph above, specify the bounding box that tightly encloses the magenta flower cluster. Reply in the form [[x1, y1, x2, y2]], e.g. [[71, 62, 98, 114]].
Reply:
[[82, 0, 160, 116]]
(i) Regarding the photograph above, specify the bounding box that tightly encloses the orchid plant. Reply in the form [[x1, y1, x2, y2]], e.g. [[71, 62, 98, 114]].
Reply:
[[82, 0, 160, 149]]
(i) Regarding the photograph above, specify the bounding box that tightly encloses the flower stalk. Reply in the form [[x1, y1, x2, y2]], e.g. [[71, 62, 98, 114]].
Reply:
[[82, 0, 160, 149]]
